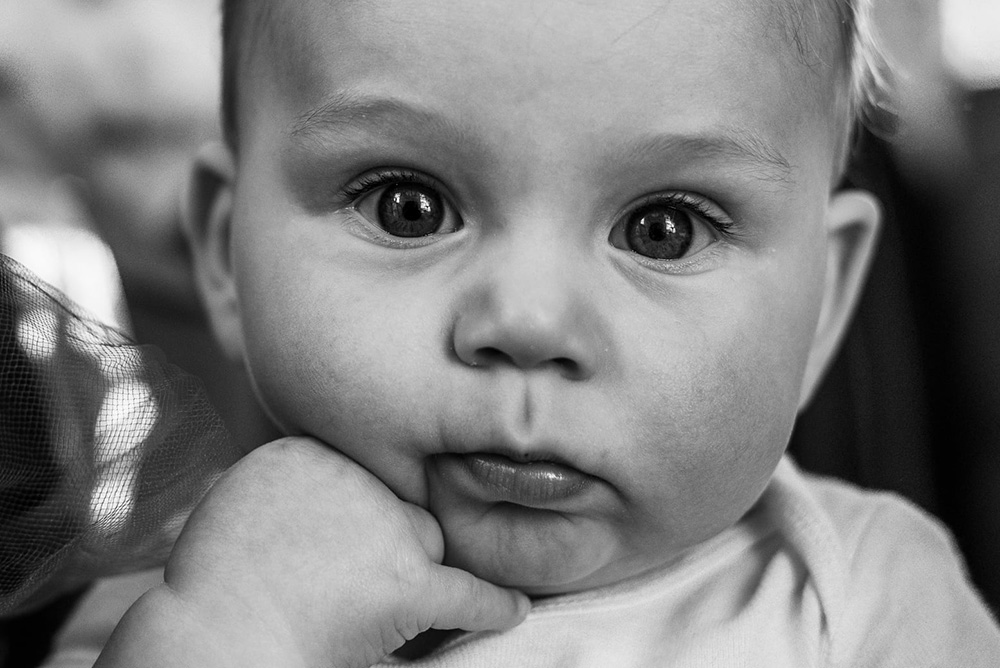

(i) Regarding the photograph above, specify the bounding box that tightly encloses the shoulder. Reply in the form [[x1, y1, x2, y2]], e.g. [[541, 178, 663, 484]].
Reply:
[[767, 458, 1000, 667], [801, 467, 955, 564]]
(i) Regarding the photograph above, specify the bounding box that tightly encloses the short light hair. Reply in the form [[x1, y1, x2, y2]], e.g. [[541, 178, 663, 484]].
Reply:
[[822, 0, 897, 137], [219, 0, 894, 156]]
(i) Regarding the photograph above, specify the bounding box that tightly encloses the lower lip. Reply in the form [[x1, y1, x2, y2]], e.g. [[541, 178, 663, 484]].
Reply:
[[437, 454, 594, 506]]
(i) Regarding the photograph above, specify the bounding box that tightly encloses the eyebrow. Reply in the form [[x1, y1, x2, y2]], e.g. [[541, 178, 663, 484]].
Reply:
[[289, 91, 477, 149], [622, 130, 795, 185], [289, 91, 795, 185]]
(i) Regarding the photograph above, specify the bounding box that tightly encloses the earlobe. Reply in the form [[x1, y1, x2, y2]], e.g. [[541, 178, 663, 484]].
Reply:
[[183, 142, 245, 361], [798, 189, 881, 409]]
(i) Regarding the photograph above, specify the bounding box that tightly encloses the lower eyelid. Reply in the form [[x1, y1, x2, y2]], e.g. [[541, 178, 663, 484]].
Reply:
[[340, 210, 442, 249], [623, 238, 733, 274]]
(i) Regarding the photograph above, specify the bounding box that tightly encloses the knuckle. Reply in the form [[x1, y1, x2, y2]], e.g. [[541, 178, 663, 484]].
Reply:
[[403, 505, 446, 560], [259, 436, 324, 464], [243, 437, 349, 480], [392, 545, 433, 593]]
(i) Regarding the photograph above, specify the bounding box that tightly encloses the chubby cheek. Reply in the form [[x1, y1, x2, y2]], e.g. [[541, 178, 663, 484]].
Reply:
[[232, 245, 444, 505], [617, 269, 824, 557], [642, 346, 793, 542]]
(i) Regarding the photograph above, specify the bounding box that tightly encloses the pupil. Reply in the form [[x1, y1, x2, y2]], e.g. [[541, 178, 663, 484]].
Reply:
[[402, 200, 422, 221], [377, 184, 444, 237], [648, 222, 668, 242]]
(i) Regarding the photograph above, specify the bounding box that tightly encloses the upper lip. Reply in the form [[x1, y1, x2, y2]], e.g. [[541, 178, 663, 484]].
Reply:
[[432, 405, 605, 477], [436, 430, 594, 478], [474, 447, 577, 468]]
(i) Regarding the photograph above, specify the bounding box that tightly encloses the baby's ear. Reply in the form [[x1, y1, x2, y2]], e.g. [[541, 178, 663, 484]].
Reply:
[[183, 142, 244, 361], [798, 189, 881, 409]]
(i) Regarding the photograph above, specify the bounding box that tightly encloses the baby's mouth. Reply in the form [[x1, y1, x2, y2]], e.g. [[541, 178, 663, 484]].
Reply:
[[434, 452, 594, 507]]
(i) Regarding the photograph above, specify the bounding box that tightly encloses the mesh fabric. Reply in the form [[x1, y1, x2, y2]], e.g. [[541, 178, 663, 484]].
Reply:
[[0, 254, 241, 615]]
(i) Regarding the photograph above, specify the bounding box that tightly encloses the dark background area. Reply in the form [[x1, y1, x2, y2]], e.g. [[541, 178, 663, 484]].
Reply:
[[790, 88, 1000, 616]]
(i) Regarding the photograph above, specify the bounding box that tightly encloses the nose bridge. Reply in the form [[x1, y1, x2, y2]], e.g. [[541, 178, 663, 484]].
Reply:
[[494, 227, 574, 317], [452, 221, 607, 378]]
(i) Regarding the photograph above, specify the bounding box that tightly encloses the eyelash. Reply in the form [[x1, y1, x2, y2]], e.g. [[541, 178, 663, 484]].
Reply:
[[341, 168, 440, 203], [338, 169, 738, 252], [628, 191, 736, 238]]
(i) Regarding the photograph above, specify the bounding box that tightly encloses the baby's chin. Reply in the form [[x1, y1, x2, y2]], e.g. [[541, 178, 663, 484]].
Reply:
[[435, 503, 628, 596]]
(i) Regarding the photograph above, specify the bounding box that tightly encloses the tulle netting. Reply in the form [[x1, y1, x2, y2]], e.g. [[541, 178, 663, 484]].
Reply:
[[0, 254, 241, 614]]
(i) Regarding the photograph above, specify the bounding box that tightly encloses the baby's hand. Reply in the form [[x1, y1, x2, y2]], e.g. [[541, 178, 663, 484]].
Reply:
[[95, 437, 529, 668]]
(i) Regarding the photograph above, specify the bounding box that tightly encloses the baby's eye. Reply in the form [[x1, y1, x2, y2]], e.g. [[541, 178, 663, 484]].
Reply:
[[352, 179, 462, 238], [609, 196, 728, 261]]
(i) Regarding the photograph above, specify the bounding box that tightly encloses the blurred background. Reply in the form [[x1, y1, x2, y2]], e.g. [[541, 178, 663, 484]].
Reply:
[[790, 0, 1000, 623], [0, 0, 272, 451], [0, 0, 998, 665]]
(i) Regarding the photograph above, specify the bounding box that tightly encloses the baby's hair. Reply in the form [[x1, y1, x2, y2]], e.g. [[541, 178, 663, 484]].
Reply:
[[218, 0, 894, 156], [220, 0, 265, 153], [827, 0, 897, 138]]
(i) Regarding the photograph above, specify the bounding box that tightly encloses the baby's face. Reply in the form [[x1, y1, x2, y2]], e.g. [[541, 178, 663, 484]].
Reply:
[[213, 0, 860, 594]]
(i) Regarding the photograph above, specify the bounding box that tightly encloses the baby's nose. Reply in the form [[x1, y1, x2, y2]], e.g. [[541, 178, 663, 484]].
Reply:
[[450, 249, 607, 380]]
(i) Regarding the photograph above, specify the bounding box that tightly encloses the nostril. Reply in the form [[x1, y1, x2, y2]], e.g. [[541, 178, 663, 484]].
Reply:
[[452, 310, 598, 379], [468, 348, 583, 378], [552, 357, 581, 377], [470, 347, 514, 368]]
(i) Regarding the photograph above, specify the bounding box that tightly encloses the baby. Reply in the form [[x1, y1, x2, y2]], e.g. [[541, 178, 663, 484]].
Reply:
[[51, 0, 1000, 665]]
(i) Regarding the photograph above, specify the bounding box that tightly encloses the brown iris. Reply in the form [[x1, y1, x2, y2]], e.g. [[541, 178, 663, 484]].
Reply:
[[376, 184, 445, 237], [625, 204, 693, 259]]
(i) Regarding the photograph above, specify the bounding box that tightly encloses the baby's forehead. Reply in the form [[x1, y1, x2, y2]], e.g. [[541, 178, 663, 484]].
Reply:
[[249, 0, 848, 85], [233, 0, 853, 162], [760, 1, 851, 59]]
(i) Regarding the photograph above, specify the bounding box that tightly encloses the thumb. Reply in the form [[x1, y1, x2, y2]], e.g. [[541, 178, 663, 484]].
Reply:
[[423, 565, 530, 633]]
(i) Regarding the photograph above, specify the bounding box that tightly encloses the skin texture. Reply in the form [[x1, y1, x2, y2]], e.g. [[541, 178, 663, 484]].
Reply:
[[96, 0, 881, 665], [211, 0, 876, 594]]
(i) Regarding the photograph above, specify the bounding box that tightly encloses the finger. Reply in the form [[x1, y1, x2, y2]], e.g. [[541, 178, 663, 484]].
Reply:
[[424, 565, 530, 633], [401, 504, 446, 563]]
